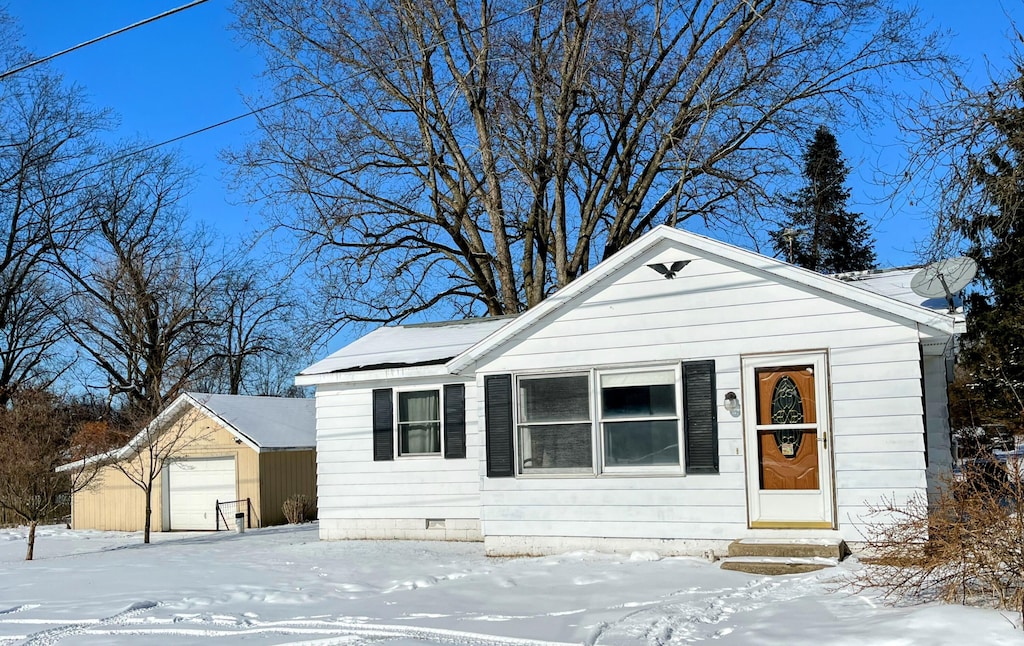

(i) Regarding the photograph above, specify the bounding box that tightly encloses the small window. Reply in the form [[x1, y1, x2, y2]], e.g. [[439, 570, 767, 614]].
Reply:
[[600, 370, 680, 469], [517, 374, 592, 473], [398, 390, 441, 455]]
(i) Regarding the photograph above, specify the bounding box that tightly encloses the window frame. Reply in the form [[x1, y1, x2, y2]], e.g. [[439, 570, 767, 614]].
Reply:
[[597, 365, 684, 475], [394, 386, 443, 458], [511, 364, 686, 478], [515, 371, 595, 475]]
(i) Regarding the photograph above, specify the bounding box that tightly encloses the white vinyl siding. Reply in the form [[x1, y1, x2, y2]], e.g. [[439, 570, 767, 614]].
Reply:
[[475, 238, 928, 545], [316, 376, 481, 540]]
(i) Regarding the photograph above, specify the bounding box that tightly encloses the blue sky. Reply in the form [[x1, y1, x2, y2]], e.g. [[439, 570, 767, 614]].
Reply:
[[5, 0, 1024, 268]]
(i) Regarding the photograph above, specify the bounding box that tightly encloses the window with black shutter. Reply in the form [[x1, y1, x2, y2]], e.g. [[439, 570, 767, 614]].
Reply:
[[484, 374, 514, 477], [682, 360, 719, 474], [443, 383, 467, 459], [372, 388, 394, 461]]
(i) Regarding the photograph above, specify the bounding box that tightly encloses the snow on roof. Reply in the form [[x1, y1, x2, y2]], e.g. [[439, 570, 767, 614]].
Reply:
[[299, 316, 516, 376], [832, 267, 962, 314], [188, 393, 315, 450]]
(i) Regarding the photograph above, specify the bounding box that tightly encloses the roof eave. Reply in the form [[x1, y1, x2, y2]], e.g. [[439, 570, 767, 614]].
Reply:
[[295, 362, 456, 386]]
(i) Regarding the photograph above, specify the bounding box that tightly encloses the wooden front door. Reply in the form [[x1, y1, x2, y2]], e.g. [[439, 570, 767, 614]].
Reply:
[[756, 367, 819, 490], [743, 352, 834, 528]]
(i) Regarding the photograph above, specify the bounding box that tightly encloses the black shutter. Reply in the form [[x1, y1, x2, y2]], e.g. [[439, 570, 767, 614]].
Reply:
[[683, 360, 719, 474], [372, 388, 394, 461], [443, 383, 467, 459], [484, 374, 514, 477]]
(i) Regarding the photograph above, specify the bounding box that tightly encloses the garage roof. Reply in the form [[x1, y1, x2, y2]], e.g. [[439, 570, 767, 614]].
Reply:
[[189, 393, 316, 450], [59, 393, 316, 471]]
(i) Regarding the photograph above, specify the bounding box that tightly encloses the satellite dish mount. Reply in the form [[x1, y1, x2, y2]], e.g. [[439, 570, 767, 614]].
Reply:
[[910, 257, 978, 313]]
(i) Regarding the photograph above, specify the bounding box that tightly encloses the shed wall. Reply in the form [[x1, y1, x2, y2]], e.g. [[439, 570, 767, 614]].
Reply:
[[258, 450, 318, 526]]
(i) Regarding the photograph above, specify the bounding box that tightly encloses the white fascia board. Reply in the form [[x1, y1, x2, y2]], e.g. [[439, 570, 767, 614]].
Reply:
[[56, 447, 124, 473], [294, 363, 455, 387], [448, 226, 960, 373]]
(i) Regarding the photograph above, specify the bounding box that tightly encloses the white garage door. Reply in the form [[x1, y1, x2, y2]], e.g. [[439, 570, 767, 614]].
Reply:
[[167, 457, 237, 530]]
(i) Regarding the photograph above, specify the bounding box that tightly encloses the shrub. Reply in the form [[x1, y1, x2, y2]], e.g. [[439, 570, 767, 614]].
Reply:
[[853, 459, 1024, 626], [282, 494, 314, 524]]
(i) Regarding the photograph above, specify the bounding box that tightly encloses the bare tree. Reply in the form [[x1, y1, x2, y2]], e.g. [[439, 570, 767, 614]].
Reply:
[[231, 0, 947, 330], [0, 14, 108, 403], [0, 389, 104, 560], [90, 401, 213, 544], [55, 146, 222, 418], [202, 264, 307, 395]]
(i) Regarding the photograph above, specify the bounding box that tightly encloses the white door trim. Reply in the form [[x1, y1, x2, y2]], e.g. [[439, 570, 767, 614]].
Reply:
[[742, 351, 835, 528]]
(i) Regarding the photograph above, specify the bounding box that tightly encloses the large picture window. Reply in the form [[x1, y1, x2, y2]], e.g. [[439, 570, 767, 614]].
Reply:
[[398, 390, 441, 455], [513, 368, 685, 475], [600, 370, 680, 469], [517, 374, 592, 473]]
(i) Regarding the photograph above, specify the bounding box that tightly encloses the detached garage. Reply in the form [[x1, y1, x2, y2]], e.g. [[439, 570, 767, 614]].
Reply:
[[69, 393, 317, 532]]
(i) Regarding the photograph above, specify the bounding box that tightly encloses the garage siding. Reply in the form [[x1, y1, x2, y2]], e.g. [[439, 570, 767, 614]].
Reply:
[[71, 409, 261, 532], [258, 450, 318, 526]]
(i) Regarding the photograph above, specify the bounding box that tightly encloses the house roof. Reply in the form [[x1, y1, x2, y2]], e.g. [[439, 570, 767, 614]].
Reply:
[[833, 267, 963, 313], [58, 393, 315, 471], [447, 226, 963, 373], [296, 226, 964, 385], [298, 316, 516, 377]]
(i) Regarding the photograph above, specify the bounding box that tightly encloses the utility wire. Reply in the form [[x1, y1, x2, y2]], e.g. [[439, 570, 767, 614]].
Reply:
[[0, 0, 212, 81], [61, 4, 540, 181]]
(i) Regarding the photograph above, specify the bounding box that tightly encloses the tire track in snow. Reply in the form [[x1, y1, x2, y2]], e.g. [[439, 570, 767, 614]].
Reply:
[[20, 600, 159, 645], [0, 606, 38, 617], [71, 617, 577, 645]]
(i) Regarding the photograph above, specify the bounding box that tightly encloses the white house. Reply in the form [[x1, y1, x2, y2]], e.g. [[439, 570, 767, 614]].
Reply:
[[297, 226, 962, 556]]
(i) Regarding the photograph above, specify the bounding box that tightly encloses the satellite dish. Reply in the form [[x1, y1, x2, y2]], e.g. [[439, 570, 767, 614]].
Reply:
[[910, 257, 978, 312]]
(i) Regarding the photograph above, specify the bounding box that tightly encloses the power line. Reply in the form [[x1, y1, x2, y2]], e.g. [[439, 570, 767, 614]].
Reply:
[[61, 4, 541, 181], [0, 0, 213, 81]]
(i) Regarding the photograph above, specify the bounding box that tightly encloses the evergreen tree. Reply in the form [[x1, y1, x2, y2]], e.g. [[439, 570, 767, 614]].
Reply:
[[772, 126, 877, 273], [953, 77, 1024, 439]]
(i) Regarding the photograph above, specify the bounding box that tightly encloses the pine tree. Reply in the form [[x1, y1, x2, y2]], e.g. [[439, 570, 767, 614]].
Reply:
[[772, 126, 877, 273], [953, 78, 1024, 439]]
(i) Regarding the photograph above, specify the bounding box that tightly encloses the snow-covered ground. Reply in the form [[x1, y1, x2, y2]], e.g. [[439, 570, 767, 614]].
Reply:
[[0, 524, 1020, 645]]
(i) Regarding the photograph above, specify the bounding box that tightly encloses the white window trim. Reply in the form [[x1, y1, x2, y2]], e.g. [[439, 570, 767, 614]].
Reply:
[[597, 365, 684, 475], [394, 386, 443, 458], [515, 371, 595, 476], [512, 364, 686, 478]]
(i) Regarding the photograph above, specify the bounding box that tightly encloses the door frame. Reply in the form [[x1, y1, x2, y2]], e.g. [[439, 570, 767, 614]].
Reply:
[[741, 350, 836, 529]]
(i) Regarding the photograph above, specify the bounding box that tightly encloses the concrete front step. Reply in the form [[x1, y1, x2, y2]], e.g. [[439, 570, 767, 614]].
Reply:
[[719, 556, 838, 575], [726, 538, 850, 560]]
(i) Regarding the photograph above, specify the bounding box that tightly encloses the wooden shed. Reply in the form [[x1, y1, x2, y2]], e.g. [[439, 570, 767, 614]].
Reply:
[[298, 226, 963, 556], [69, 393, 317, 532]]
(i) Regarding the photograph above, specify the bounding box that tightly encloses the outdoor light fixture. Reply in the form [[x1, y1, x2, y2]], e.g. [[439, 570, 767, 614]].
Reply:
[[723, 391, 741, 417]]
